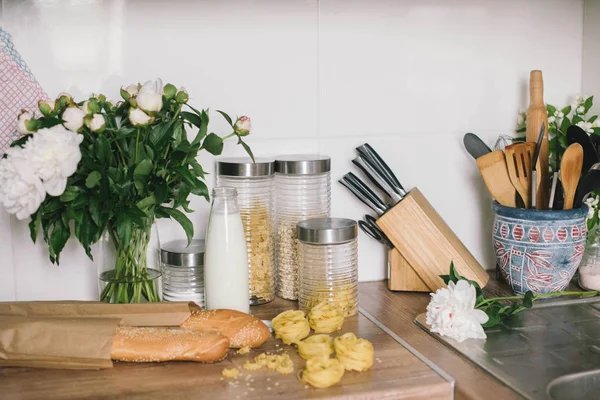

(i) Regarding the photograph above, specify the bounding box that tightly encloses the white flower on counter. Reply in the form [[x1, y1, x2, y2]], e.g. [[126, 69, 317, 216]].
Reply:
[[137, 78, 164, 113], [129, 107, 153, 126], [234, 116, 252, 136], [16, 109, 34, 135], [24, 125, 83, 196], [426, 280, 489, 342], [123, 84, 139, 97], [577, 121, 594, 134], [0, 147, 46, 220], [85, 114, 106, 132], [62, 106, 86, 132]]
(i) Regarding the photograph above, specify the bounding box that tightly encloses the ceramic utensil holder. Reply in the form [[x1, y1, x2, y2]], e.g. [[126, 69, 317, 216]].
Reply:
[[377, 187, 489, 292]]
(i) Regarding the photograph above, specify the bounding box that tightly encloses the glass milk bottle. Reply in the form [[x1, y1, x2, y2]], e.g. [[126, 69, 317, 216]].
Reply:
[[204, 186, 249, 313]]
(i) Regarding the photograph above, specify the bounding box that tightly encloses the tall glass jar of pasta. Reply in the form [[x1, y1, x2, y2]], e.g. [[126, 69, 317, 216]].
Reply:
[[274, 155, 331, 300], [217, 157, 275, 305]]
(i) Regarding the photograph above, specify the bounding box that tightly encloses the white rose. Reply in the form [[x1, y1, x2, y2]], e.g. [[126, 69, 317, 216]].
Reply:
[[426, 280, 489, 342], [16, 109, 34, 135], [85, 114, 106, 132], [129, 107, 153, 126], [62, 107, 86, 132], [24, 125, 83, 196], [137, 78, 164, 113], [0, 147, 46, 220], [123, 84, 139, 97]]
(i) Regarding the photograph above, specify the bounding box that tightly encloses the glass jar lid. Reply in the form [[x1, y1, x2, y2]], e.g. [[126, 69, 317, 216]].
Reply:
[[297, 218, 357, 244], [274, 154, 331, 175], [160, 239, 205, 267], [217, 157, 274, 177]]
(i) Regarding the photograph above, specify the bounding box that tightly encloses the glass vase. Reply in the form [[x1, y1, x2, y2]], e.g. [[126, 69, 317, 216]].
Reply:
[[97, 218, 162, 303]]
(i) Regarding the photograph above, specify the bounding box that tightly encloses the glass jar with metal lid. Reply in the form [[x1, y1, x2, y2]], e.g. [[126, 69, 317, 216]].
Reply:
[[216, 157, 275, 305], [275, 154, 331, 301], [160, 239, 206, 306], [297, 218, 358, 317]]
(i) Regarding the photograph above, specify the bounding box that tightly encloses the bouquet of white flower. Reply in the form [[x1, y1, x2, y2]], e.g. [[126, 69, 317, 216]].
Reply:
[[0, 79, 253, 303]]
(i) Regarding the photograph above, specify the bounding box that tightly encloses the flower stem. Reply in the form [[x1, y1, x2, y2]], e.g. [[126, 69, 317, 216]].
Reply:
[[135, 128, 140, 163], [476, 290, 600, 308]]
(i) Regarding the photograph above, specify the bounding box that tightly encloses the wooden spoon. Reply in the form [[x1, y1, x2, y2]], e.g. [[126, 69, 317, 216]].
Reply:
[[561, 143, 584, 210], [505, 143, 536, 208], [475, 150, 517, 207]]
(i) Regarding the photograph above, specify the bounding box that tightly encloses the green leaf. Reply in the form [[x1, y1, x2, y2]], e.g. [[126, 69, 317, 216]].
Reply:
[[89, 196, 101, 226], [74, 213, 97, 260], [134, 158, 153, 177], [137, 195, 157, 210], [216, 110, 233, 126], [181, 111, 202, 128], [154, 182, 169, 204], [157, 206, 194, 245], [29, 211, 41, 243], [49, 219, 71, 264], [145, 145, 155, 160], [116, 215, 132, 249], [546, 104, 556, 115], [572, 115, 583, 124], [522, 291, 534, 308], [59, 186, 81, 202], [238, 137, 255, 163], [189, 159, 206, 178], [202, 133, 223, 155], [96, 135, 111, 165], [173, 120, 184, 147], [149, 120, 174, 146], [585, 96, 594, 113], [589, 115, 598, 123], [560, 117, 571, 134], [85, 171, 102, 188], [562, 105, 572, 115]]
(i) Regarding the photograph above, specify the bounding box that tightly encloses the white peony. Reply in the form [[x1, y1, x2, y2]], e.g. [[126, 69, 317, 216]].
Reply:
[[426, 280, 489, 342], [16, 109, 34, 135], [62, 106, 86, 132], [129, 107, 152, 126], [123, 84, 139, 97], [0, 147, 46, 220], [24, 125, 83, 196], [86, 113, 105, 132], [81, 100, 91, 115], [137, 78, 164, 113]]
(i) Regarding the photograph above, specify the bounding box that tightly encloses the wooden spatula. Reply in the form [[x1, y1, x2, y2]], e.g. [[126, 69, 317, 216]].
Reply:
[[505, 142, 536, 208], [561, 143, 584, 210], [476, 150, 517, 207]]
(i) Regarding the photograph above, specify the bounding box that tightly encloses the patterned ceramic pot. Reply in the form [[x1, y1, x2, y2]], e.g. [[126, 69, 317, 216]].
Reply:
[[492, 202, 588, 295]]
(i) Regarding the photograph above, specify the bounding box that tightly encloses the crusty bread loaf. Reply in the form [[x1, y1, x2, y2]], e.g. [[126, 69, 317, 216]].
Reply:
[[111, 327, 230, 363], [180, 309, 270, 348]]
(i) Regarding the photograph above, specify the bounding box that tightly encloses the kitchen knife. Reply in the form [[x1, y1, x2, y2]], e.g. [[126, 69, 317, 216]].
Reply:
[[339, 175, 388, 216], [356, 143, 407, 197], [463, 133, 492, 160], [531, 123, 545, 209], [343, 171, 390, 209], [352, 156, 404, 204]]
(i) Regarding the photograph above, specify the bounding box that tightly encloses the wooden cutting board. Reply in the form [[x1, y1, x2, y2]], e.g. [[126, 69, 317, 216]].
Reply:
[[0, 298, 453, 400]]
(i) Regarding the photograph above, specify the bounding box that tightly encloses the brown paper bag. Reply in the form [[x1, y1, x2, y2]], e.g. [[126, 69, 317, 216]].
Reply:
[[0, 316, 120, 369], [0, 301, 194, 326]]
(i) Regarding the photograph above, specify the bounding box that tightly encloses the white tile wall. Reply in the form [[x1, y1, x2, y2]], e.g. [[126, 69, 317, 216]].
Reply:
[[0, 0, 587, 300]]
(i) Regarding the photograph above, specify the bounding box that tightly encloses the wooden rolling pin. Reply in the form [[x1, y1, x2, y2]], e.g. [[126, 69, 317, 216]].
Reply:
[[526, 70, 549, 210]]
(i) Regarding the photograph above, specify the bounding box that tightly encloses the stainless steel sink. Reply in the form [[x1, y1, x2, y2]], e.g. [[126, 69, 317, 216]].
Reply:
[[416, 297, 600, 400], [547, 370, 600, 400]]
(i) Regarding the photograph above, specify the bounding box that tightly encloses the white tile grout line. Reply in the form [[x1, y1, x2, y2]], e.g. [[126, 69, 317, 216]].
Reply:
[[358, 306, 456, 400]]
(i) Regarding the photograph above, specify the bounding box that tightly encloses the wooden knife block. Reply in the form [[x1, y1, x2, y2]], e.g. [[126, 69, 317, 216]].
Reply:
[[388, 248, 430, 292], [377, 187, 489, 292]]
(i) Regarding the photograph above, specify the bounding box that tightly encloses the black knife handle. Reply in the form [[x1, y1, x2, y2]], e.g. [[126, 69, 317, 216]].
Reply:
[[344, 172, 389, 210], [356, 143, 406, 196], [338, 178, 387, 216]]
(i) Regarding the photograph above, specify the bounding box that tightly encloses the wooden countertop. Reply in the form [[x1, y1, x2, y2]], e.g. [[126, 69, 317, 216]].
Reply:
[[358, 272, 523, 400], [0, 296, 453, 400]]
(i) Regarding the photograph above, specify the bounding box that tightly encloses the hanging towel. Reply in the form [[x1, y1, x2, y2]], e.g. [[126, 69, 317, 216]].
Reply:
[[0, 26, 48, 154]]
